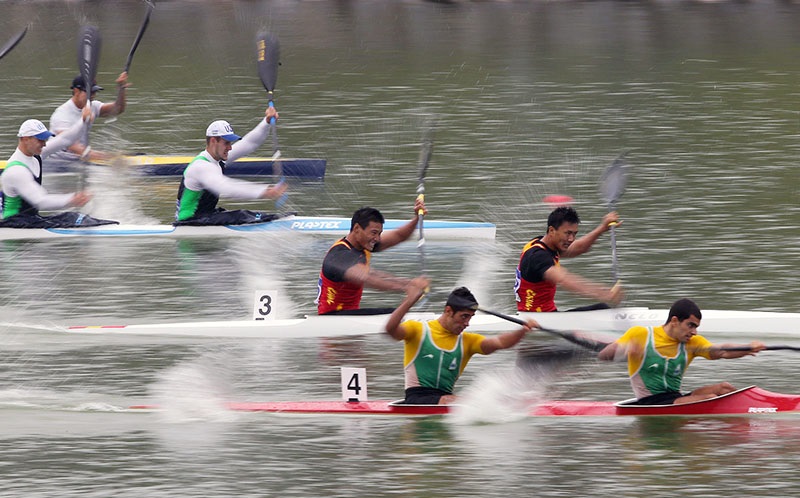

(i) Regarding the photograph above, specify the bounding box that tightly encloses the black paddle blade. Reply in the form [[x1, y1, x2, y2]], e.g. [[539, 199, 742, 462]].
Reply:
[[417, 120, 436, 188], [599, 151, 629, 208], [124, 1, 154, 73], [256, 31, 280, 93], [77, 25, 101, 93], [0, 25, 28, 61]]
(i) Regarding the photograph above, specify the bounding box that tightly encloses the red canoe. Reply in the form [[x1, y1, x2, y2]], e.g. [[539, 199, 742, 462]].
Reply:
[[130, 386, 800, 417]]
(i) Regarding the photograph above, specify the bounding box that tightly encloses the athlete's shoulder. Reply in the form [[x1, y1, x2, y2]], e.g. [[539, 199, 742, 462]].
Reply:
[[621, 325, 649, 339], [400, 319, 424, 341]]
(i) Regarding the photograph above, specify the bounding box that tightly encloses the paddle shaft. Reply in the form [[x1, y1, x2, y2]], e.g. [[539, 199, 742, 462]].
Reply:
[[609, 202, 618, 282], [256, 31, 286, 205], [469, 306, 609, 352], [0, 25, 28, 61], [416, 128, 433, 274], [600, 153, 628, 282], [123, 1, 154, 73], [77, 25, 101, 189], [715, 345, 800, 352]]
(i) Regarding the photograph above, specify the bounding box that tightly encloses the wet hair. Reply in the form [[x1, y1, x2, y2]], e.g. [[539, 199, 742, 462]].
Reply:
[[350, 207, 385, 231], [547, 206, 580, 231], [666, 298, 702, 324], [445, 286, 478, 312]]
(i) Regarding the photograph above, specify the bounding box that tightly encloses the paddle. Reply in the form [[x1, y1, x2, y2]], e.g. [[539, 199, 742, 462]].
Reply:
[[416, 123, 435, 274], [599, 152, 628, 282], [123, 0, 154, 73], [447, 295, 611, 352], [710, 345, 800, 353], [77, 24, 101, 188], [255, 30, 287, 208], [0, 25, 28, 61]]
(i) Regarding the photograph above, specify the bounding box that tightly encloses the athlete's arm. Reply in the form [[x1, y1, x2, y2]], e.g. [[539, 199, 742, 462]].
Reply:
[[374, 197, 427, 250], [98, 72, 128, 117], [227, 118, 270, 164], [41, 111, 92, 160], [385, 279, 429, 340], [480, 320, 538, 354], [186, 162, 271, 199], [544, 265, 623, 305], [2, 167, 75, 210], [563, 212, 620, 258]]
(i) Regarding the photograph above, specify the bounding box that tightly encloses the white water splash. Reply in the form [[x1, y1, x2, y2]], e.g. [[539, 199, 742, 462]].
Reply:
[[149, 358, 240, 423], [86, 161, 161, 224], [229, 233, 312, 319], [447, 368, 549, 425]]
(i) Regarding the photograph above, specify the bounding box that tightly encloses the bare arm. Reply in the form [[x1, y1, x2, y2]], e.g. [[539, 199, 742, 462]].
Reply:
[[98, 72, 128, 117], [342, 264, 413, 292], [480, 319, 538, 354], [707, 341, 766, 360], [375, 197, 427, 250], [544, 265, 623, 305], [597, 341, 621, 361], [598, 338, 643, 361], [563, 212, 619, 258], [384, 278, 429, 341]]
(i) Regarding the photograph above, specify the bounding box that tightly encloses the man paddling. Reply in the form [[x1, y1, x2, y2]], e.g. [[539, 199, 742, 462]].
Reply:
[[174, 107, 288, 225], [514, 206, 623, 312], [316, 204, 428, 315], [0, 109, 117, 228], [385, 284, 539, 405], [49, 72, 129, 163], [598, 298, 766, 405]]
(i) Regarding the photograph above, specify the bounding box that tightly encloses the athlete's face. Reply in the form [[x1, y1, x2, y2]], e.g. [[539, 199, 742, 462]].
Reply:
[[671, 315, 701, 343], [352, 221, 383, 251], [441, 307, 475, 335], [19, 136, 47, 156], [208, 137, 233, 161], [72, 88, 97, 109], [548, 222, 579, 253]]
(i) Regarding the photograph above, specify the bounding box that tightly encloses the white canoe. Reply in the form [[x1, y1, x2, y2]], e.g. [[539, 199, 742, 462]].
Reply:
[[0, 215, 495, 241], [60, 307, 800, 339]]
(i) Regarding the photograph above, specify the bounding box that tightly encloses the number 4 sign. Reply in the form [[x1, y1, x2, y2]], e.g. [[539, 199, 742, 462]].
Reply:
[[341, 367, 368, 402]]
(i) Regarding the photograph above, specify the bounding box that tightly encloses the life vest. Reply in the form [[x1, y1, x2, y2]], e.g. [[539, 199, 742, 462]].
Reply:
[[316, 238, 371, 314], [404, 321, 464, 394], [514, 236, 558, 312], [175, 155, 223, 221], [631, 327, 688, 397], [1, 156, 43, 218]]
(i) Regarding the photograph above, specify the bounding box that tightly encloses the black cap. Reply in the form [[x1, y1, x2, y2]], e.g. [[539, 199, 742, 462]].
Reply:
[[445, 287, 478, 311], [70, 75, 103, 93]]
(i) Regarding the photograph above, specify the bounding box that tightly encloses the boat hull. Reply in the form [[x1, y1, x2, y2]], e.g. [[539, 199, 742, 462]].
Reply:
[[121, 156, 326, 178], [131, 387, 800, 417], [61, 307, 800, 338], [518, 308, 800, 335], [0, 215, 495, 241], [1, 156, 326, 178]]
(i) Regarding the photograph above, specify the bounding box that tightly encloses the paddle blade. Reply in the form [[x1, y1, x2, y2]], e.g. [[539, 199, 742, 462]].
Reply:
[[417, 122, 435, 189], [77, 24, 102, 95], [599, 151, 629, 208], [256, 31, 280, 93], [124, 1, 154, 73], [0, 25, 28, 61]]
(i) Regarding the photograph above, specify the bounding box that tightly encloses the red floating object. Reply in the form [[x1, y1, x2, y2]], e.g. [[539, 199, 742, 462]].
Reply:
[[542, 194, 574, 206]]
